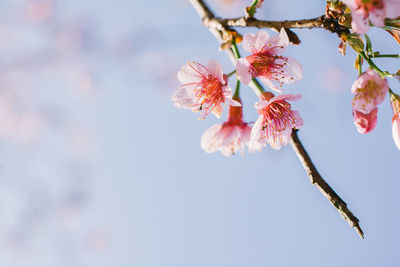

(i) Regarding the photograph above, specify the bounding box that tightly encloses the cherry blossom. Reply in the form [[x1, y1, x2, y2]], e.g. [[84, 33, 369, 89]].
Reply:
[[351, 69, 388, 114], [249, 92, 303, 150], [352, 107, 378, 134], [343, 0, 400, 34], [172, 60, 240, 118], [201, 101, 251, 156], [236, 29, 303, 92], [390, 93, 400, 149]]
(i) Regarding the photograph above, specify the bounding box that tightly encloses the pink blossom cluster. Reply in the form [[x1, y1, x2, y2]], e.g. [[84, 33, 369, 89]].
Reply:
[[350, 69, 400, 150], [172, 29, 304, 156], [351, 69, 388, 134], [343, 0, 400, 34]]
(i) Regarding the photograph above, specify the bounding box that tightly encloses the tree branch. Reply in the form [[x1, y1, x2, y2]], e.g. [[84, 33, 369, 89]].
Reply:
[[290, 130, 364, 239], [189, 0, 364, 239], [218, 16, 326, 30], [195, 10, 348, 35]]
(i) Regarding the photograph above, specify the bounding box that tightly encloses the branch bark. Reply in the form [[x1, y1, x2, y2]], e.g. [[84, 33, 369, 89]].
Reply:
[[290, 130, 364, 238], [189, 0, 364, 239], [218, 16, 326, 30]]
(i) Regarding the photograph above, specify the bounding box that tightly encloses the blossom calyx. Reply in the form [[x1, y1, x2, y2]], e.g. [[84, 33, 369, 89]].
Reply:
[[201, 99, 251, 156], [345, 33, 364, 53]]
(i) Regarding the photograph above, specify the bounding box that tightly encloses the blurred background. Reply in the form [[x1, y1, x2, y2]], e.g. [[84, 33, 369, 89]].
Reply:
[[0, 0, 399, 266]]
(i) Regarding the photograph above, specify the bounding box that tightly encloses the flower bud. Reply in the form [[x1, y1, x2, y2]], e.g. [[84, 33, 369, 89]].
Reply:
[[346, 33, 364, 53], [352, 108, 378, 134]]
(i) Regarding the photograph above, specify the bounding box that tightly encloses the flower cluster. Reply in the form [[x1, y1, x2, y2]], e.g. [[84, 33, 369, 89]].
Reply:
[[174, 0, 400, 155], [351, 69, 388, 134], [350, 68, 400, 150], [334, 0, 400, 150], [173, 29, 304, 156]]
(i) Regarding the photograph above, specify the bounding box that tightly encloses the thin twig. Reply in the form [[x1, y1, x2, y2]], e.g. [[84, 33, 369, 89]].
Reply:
[[290, 130, 364, 239], [188, 0, 364, 239]]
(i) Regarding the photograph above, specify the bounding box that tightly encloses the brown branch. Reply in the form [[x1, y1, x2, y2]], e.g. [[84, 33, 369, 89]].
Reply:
[[290, 130, 364, 239], [196, 8, 349, 37], [218, 16, 325, 30], [189, 0, 364, 239]]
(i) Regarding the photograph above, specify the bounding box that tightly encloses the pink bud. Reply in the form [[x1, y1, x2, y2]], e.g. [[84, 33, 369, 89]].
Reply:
[[352, 108, 378, 134], [390, 93, 400, 150]]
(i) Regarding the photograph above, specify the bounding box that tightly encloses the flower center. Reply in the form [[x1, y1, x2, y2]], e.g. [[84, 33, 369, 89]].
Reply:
[[260, 100, 296, 136], [193, 74, 225, 117], [359, 80, 380, 97], [246, 51, 292, 88]]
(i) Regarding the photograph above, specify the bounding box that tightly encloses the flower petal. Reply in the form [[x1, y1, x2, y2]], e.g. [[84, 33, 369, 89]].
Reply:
[[249, 115, 264, 151], [342, 0, 358, 9], [269, 94, 302, 104], [201, 124, 223, 153], [177, 62, 208, 85], [258, 76, 282, 92], [236, 58, 252, 84], [351, 9, 370, 34], [254, 100, 269, 110], [227, 98, 242, 107], [171, 87, 195, 109], [353, 107, 378, 134], [264, 28, 289, 54], [242, 30, 269, 53], [369, 8, 385, 27], [212, 104, 223, 118], [207, 60, 225, 84], [385, 0, 400, 19], [280, 57, 304, 84], [351, 70, 372, 94], [292, 110, 304, 129], [392, 114, 400, 149]]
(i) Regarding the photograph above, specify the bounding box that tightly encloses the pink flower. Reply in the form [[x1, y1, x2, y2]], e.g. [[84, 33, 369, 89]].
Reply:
[[201, 102, 251, 156], [249, 92, 303, 150], [352, 107, 378, 134], [351, 69, 388, 114], [343, 0, 400, 34], [390, 93, 400, 150], [236, 29, 303, 92], [172, 60, 241, 118]]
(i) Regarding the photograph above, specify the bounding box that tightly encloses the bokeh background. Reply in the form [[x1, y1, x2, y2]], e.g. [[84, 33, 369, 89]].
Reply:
[[0, 0, 399, 266]]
